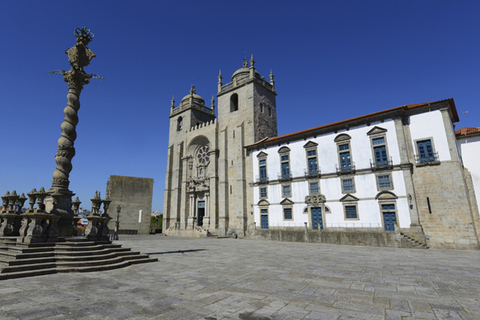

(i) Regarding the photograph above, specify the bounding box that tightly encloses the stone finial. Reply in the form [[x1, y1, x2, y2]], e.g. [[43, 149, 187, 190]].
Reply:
[[190, 85, 196, 95], [171, 95, 175, 109], [27, 188, 37, 211], [211, 96, 215, 113], [217, 70, 223, 93], [36, 187, 48, 212], [9, 191, 19, 212], [18, 193, 27, 212], [243, 58, 248, 68], [1, 191, 10, 211], [250, 54, 255, 68], [269, 69, 275, 90], [72, 197, 81, 215]]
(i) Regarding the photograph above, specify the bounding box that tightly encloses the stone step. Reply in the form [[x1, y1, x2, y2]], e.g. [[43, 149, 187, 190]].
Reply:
[[1, 261, 57, 273], [0, 267, 57, 280], [56, 251, 140, 262], [54, 247, 131, 257], [0, 256, 56, 266]]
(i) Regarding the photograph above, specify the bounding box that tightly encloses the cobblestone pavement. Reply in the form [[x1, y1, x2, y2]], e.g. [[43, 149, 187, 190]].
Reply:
[[0, 235, 479, 320]]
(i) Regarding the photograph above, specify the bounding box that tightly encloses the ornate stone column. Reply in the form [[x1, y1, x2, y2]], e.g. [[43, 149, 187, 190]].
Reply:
[[46, 27, 96, 217]]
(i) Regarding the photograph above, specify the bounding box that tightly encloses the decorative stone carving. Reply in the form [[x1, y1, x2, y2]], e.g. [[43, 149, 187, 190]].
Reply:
[[305, 194, 326, 206]]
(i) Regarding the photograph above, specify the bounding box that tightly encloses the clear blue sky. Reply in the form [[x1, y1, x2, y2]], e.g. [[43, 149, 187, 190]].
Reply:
[[1, 1, 479, 212]]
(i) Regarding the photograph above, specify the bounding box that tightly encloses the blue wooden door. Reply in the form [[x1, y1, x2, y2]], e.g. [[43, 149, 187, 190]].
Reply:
[[311, 207, 323, 230], [417, 140, 434, 162], [383, 212, 396, 231], [374, 145, 388, 166], [261, 215, 268, 229]]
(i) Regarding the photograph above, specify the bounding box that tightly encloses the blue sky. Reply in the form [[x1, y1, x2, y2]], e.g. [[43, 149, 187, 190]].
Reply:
[[1, 1, 479, 212]]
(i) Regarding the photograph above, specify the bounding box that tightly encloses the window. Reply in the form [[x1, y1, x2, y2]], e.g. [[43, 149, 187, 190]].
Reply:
[[338, 144, 352, 171], [345, 205, 358, 219], [416, 139, 436, 163], [177, 117, 183, 131], [307, 150, 319, 175], [278, 147, 291, 179], [281, 155, 290, 178], [260, 103, 264, 113], [283, 207, 293, 220], [309, 181, 319, 194], [260, 208, 268, 229], [377, 174, 392, 190], [259, 187, 267, 198], [342, 178, 355, 193], [282, 184, 291, 197], [259, 159, 267, 182], [372, 137, 389, 167], [304, 141, 320, 176], [230, 93, 238, 112], [268, 106, 272, 117]]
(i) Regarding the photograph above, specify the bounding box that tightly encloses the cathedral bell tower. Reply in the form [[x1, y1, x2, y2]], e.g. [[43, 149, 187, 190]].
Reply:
[[215, 56, 278, 237]]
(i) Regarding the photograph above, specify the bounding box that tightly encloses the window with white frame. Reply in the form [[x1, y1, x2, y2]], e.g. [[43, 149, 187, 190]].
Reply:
[[306, 150, 318, 175], [282, 184, 291, 197]]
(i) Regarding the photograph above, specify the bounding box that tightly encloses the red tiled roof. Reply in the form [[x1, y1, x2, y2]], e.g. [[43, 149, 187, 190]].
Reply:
[[455, 127, 480, 137], [247, 98, 458, 148]]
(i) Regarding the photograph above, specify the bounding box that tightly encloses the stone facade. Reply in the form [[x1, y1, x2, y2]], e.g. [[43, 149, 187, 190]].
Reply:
[[106, 175, 153, 235], [163, 57, 277, 237]]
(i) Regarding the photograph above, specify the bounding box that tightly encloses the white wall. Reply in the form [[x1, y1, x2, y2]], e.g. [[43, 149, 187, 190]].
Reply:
[[409, 110, 451, 161], [251, 118, 411, 230], [458, 135, 480, 209]]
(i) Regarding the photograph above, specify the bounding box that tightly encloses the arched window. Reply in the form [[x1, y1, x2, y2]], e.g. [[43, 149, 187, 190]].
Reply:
[[177, 117, 183, 131], [230, 93, 238, 112]]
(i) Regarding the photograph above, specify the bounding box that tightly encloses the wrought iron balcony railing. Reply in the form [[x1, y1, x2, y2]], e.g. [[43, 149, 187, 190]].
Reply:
[[370, 157, 393, 169], [415, 152, 439, 164]]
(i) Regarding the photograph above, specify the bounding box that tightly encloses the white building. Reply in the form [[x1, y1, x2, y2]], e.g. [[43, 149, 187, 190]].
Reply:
[[246, 99, 480, 249]]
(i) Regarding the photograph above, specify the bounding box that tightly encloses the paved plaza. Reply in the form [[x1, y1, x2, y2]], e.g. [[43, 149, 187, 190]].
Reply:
[[0, 235, 479, 320]]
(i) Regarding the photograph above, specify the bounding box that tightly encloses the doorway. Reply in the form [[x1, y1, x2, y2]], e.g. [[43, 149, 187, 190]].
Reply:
[[197, 201, 205, 226], [311, 207, 323, 230]]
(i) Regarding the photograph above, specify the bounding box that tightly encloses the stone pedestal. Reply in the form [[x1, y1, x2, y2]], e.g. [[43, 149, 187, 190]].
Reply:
[[17, 212, 60, 244], [85, 216, 111, 241], [0, 213, 22, 237], [187, 216, 195, 229]]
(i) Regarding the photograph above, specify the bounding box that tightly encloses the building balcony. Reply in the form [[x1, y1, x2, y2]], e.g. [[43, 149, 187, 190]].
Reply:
[[336, 162, 356, 175], [255, 175, 269, 183], [415, 152, 440, 165], [277, 172, 292, 181], [370, 157, 393, 170], [304, 168, 321, 178]]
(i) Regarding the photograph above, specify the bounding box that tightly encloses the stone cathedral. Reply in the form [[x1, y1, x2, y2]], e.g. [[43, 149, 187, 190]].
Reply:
[[163, 57, 277, 237]]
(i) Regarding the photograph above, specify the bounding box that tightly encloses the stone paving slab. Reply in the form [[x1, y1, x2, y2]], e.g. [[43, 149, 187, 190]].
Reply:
[[0, 235, 479, 319]]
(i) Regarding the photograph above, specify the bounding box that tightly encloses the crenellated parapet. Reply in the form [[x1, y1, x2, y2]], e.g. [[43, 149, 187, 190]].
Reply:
[[189, 118, 217, 132]]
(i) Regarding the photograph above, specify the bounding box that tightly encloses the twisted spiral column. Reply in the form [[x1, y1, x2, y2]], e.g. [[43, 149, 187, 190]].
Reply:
[[51, 85, 81, 190]]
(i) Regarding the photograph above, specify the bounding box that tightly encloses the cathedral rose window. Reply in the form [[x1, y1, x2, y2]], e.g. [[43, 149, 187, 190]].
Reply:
[[197, 145, 210, 165]]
